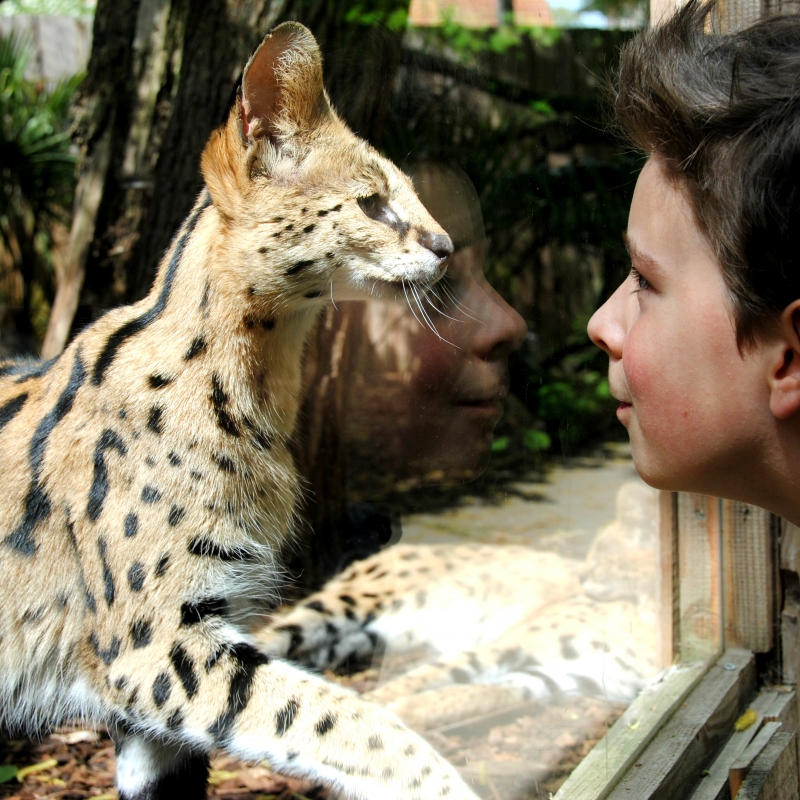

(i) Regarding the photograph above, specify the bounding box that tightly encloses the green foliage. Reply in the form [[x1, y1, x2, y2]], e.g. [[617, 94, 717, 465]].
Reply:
[[0, 765, 17, 784], [523, 428, 551, 452], [0, 29, 82, 338], [491, 435, 510, 452], [344, 2, 409, 31]]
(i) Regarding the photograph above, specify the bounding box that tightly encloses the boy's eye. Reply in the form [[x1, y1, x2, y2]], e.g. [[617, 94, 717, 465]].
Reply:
[[629, 266, 651, 292]]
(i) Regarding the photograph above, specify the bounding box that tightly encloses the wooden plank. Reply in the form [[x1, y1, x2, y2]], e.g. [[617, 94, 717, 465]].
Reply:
[[678, 494, 723, 662], [730, 722, 784, 795], [604, 649, 756, 800], [658, 491, 678, 669], [690, 690, 796, 800], [737, 732, 799, 800], [553, 660, 709, 800], [721, 502, 774, 652]]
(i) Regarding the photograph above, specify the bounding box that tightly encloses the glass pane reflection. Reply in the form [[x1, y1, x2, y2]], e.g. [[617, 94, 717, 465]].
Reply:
[[257, 165, 660, 798]]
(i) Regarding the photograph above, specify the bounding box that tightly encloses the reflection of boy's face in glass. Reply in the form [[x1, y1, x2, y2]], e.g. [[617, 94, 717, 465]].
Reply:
[[405, 243, 526, 480], [347, 165, 526, 487]]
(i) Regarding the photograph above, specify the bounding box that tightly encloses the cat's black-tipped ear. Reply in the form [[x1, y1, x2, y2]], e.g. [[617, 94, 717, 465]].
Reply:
[[241, 22, 331, 143]]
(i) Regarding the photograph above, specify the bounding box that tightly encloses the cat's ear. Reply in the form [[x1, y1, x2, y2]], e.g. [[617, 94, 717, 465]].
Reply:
[[241, 22, 332, 143]]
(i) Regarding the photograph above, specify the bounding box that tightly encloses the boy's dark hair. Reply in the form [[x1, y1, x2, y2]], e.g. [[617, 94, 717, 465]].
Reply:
[[613, 0, 800, 346]]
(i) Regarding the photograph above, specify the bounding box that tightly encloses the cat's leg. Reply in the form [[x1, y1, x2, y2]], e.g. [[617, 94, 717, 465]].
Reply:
[[112, 728, 209, 800], [103, 636, 478, 800]]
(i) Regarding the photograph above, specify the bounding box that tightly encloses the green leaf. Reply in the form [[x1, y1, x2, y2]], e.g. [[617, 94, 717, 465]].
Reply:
[[386, 7, 408, 30], [491, 436, 509, 452], [523, 429, 551, 452], [530, 99, 555, 116], [0, 765, 18, 784]]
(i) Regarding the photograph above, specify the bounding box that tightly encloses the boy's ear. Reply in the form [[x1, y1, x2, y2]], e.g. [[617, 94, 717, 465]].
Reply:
[[768, 300, 800, 420], [241, 22, 331, 144]]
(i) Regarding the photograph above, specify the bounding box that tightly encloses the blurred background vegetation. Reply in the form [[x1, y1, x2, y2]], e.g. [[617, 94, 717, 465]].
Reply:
[[0, 0, 645, 560]]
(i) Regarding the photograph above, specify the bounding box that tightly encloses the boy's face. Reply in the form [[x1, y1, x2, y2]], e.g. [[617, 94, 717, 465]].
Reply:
[[588, 158, 773, 496]]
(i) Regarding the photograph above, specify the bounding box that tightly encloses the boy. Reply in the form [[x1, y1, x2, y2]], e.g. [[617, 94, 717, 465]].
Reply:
[[588, 0, 800, 526]]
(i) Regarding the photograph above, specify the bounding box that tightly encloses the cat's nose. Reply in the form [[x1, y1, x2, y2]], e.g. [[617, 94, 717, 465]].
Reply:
[[418, 231, 453, 262]]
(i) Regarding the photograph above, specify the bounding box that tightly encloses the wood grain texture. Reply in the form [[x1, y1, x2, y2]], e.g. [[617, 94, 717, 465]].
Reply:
[[690, 690, 796, 800], [678, 494, 723, 662], [553, 660, 709, 800], [658, 491, 678, 669], [737, 732, 799, 800], [721, 502, 774, 653], [605, 649, 756, 800]]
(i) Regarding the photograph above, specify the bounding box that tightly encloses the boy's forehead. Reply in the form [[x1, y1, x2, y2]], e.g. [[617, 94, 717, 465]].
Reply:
[[627, 158, 716, 271]]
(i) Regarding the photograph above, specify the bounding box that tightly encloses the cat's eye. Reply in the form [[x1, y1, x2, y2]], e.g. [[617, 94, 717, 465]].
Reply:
[[357, 193, 384, 220], [357, 193, 406, 234]]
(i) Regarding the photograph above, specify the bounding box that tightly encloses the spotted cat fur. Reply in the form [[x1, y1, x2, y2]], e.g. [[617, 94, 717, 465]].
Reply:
[[0, 22, 481, 800]]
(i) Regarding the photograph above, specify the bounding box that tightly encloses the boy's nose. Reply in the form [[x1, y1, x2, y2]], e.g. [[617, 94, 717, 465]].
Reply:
[[588, 288, 626, 360]]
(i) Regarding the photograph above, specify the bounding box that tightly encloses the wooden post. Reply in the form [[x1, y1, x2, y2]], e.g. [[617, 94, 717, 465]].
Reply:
[[722, 501, 775, 653], [677, 493, 723, 662]]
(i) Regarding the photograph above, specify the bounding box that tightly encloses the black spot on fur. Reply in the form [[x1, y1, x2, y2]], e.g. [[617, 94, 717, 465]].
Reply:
[[168, 505, 186, 527], [200, 280, 211, 313], [170, 642, 199, 699], [286, 259, 314, 276], [6, 352, 85, 556], [368, 734, 383, 750], [141, 485, 161, 503], [93, 195, 211, 384], [148, 374, 172, 389], [305, 600, 329, 614], [147, 406, 164, 434], [315, 713, 336, 736], [208, 643, 270, 742], [167, 708, 184, 730], [87, 429, 127, 522], [262, 318, 275, 330], [331, 203, 342, 212], [190, 470, 203, 481], [0, 357, 55, 382], [339, 595, 356, 606], [124, 513, 139, 538], [128, 561, 145, 593], [205, 643, 229, 672], [131, 619, 152, 649], [181, 597, 228, 626], [560, 635, 580, 660], [276, 624, 304, 657], [303, 224, 316, 234], [305, 290, 324, 298], [184, 335, 208, 360], [152, 672, 172, 708], [188, 537, 253, 562], [284, 224, 294, 231], [168, 452, 182, 467], [317, 209, 329, 217], [0, 393, 27, 434], [450, 668, 471, 684], [155, 552, 170, 577], [98, 538, 115, 606], [276, 698, 299, 736], [89, 632, 120, 665], [210, 374, 239, 436], [212, 453, 236, 474]]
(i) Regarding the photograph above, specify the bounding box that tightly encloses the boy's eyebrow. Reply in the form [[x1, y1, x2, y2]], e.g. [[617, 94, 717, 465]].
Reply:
[[622, 232, 662, 271]]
